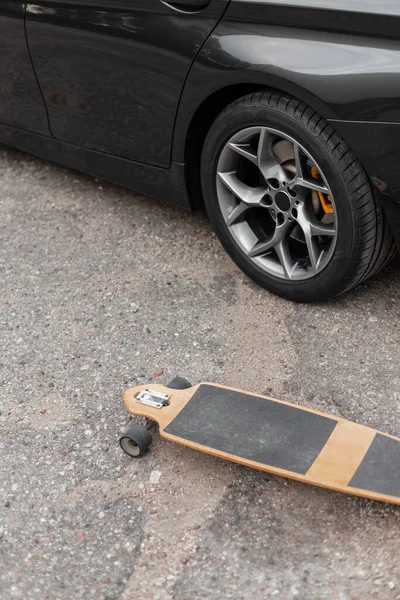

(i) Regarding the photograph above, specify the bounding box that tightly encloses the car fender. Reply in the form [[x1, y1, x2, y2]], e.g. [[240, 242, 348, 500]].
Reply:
[[173, 17, 400, 163]]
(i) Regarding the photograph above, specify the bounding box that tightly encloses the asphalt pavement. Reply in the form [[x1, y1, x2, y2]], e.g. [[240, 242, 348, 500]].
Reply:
[[1, 145, 399, 600]]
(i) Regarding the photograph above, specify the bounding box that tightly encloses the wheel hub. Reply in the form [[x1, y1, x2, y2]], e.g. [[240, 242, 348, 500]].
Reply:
[[275, 191, 291, 212]]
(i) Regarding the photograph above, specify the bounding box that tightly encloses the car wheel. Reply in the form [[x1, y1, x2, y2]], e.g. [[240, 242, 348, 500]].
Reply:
[[201, 91, 396, 302]]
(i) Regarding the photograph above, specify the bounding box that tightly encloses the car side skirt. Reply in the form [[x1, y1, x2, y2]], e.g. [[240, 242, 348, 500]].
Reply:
[[0, 123, 191, 209]]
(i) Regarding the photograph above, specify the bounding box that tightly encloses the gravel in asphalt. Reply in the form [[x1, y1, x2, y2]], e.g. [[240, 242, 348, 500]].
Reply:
[[1, 146, 399, 599]]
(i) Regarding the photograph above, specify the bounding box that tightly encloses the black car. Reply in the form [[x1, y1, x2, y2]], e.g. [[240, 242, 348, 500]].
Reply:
[[1, 0, 400, 301]]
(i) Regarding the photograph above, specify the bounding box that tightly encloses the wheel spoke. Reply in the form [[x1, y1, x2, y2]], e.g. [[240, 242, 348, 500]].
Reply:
[[295, 205, 329, 272], [257, 128, 287, 183], [274, 238, 296, 279], [291, 176, 330, 194], [310, 221, 336, 237], [291, 141, 330, 194], [297, 203, 336, 237], [226, 201, 250, 226], [218, 171, 267, 206], [248, 218, 291, 258], [228, 142, 258, 165], [293, 142, 305, 179], [304, 230, 320, 273]]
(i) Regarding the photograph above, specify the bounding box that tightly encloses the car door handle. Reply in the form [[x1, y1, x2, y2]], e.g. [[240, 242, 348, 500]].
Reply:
[[161, 0, 211, 11]]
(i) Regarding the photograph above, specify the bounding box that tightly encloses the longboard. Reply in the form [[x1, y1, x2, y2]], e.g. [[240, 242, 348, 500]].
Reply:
[[121, 379, 400, 505]]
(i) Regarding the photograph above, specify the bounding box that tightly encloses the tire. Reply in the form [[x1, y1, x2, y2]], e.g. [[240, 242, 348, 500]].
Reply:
[[201, 91, 396, 302], [120, 424, 152, 458], [362, 193, 397, 279]]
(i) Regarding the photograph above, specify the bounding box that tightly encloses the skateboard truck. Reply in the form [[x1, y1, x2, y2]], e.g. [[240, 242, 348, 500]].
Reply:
[[119, 389, 171, 457], [135, 389, 170, 409], [120, 377, 191, 458]]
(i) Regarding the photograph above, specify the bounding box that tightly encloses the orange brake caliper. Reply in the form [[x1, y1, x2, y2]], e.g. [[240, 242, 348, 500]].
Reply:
[[311, 166, 333, 214]]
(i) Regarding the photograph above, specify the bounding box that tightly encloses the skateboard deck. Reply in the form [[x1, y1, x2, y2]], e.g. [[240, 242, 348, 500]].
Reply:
[[122, 382, 400, 505]]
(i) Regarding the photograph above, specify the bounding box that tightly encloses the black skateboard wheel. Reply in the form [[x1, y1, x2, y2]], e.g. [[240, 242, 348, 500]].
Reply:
[[120, 424, 152, 458], [167, 376, 193, 390]]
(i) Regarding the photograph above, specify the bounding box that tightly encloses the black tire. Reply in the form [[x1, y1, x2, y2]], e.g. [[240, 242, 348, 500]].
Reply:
[[119, 424, 152, 458], [167, 376, 193, 390], [201, 91, 396, 302], [362, 194, 397, 279]]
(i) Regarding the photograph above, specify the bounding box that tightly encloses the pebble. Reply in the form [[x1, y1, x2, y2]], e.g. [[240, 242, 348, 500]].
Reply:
[[149, 470, 161, 484]]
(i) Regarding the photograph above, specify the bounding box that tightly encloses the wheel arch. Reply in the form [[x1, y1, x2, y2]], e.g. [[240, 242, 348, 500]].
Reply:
[[175, 75, 337, 210], [180, 83, 263, 209]]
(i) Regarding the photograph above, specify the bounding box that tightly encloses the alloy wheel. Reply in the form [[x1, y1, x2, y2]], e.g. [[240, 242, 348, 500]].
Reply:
[[216, 127, 338, 281]]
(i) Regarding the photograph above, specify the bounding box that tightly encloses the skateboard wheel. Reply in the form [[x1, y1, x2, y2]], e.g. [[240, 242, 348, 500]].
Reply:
[[119, 424, 152, 458], [167, 376, 192, 390]]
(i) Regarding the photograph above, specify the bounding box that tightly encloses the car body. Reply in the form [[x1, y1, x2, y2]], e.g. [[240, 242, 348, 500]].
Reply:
[[1, 0, 400, 300]]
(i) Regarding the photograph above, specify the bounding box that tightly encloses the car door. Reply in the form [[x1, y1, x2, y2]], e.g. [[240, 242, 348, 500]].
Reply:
[[0, 1, 49, 134], [25, 0, 230, 167]]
